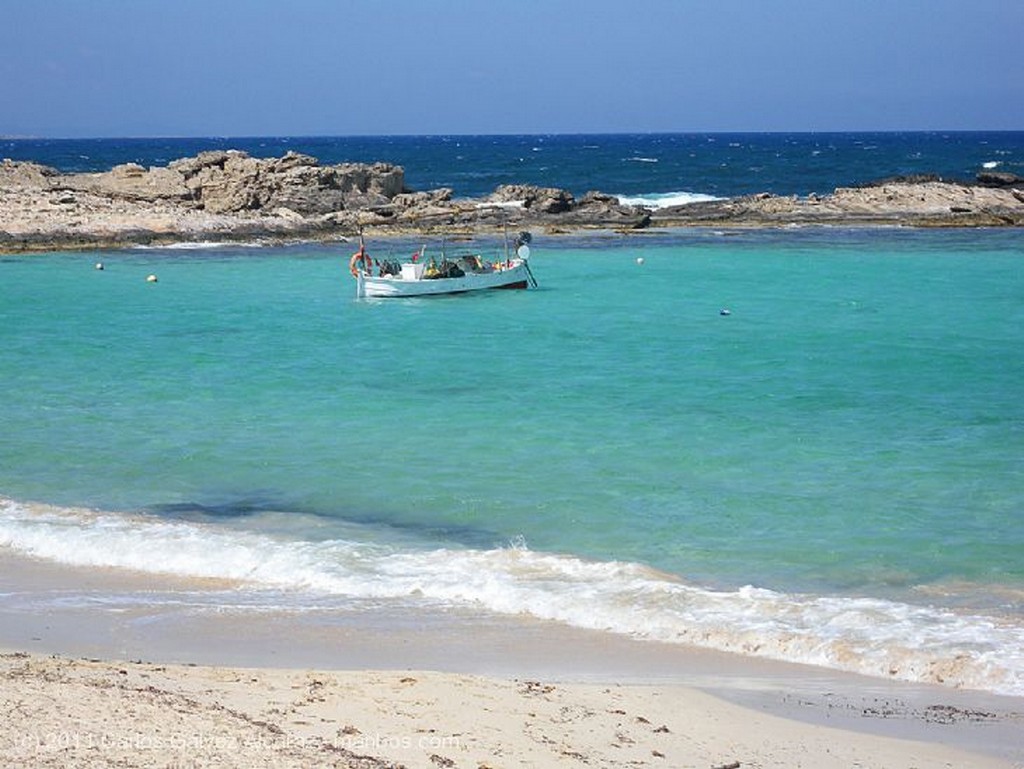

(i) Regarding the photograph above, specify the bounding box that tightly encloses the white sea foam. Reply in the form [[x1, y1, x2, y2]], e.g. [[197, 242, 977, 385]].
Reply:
[[616, 191, 722, 209], [476, 200, 525, 210], [2, 497, 1022, 695], [982, 161, 1001, 169], [133, 240, 268, 250]]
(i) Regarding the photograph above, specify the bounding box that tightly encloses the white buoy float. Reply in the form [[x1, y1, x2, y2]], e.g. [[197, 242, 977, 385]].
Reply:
[[94, 262, 104, 271], [720, 308, 731, 316], [636, 257, 645, 265], [146, 274, 158, 283]]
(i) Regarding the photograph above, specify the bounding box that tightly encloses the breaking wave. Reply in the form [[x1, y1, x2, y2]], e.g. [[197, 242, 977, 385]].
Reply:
[[616, 191, 722, 209], [2, 496, 1021, 696]]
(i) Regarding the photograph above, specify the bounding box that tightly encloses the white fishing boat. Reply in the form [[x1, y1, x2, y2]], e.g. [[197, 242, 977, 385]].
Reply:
[[350, 233, 537, 298]]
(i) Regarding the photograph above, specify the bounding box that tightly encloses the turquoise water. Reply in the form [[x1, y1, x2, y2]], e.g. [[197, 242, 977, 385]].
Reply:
[[2, 229, 1023, 693]]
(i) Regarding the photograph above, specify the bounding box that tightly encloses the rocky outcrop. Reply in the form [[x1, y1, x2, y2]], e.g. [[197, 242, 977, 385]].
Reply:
[[0, 155, 331, 251], [561, 191, 651, 229], [56, 150, 407, 215], [976, 170, 1024, 188], [489, 184, 575, 214], [649, 179, 1024, 228], [2, 152, 1023, 253], [60, 162, 192, 202], [0, 159, 59, 189]]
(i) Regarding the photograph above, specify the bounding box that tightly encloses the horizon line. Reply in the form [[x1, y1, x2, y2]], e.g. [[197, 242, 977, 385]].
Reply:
[[5, 128, 1024, 142]]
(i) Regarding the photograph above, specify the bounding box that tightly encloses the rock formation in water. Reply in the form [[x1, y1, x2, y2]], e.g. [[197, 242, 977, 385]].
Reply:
[[1, 151, 1022, 252]]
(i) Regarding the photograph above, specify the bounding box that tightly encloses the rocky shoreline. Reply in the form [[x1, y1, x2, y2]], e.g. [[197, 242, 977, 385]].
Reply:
[[2, 150, 1023, 252]]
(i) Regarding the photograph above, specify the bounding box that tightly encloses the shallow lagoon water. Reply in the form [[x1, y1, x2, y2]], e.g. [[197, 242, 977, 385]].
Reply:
[[2, 228, 1023, 693]]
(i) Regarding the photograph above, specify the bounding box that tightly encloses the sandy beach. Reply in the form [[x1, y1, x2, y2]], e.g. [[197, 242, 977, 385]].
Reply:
[[1, 552, 1022, 769], [2, 650, 1019, 769]]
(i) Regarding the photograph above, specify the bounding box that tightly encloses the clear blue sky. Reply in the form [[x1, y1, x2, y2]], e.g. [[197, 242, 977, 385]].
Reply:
[[3, 0, 1022, 137]]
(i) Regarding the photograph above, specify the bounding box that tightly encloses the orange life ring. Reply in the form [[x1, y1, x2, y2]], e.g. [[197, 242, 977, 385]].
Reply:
[[349, 248, 373, 278]]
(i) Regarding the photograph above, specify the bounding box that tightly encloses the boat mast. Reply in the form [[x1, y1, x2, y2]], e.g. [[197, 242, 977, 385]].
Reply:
[[355, 224, 367, 298]]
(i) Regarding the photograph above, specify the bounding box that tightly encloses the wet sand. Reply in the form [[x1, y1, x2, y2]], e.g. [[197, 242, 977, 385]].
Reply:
[[1, 551, 1022, 767]]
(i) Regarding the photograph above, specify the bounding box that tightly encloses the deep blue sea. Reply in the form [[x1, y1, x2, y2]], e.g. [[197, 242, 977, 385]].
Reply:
[[4, 131, 1024, 201], [2, 134, 1023, 694]]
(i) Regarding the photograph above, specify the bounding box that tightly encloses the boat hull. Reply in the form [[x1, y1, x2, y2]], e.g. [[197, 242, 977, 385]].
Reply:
[[357, 261, 531, 298]]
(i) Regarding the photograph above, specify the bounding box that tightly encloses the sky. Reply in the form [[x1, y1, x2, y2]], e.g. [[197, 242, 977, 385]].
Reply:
[[2, 0, 1022, 137]]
